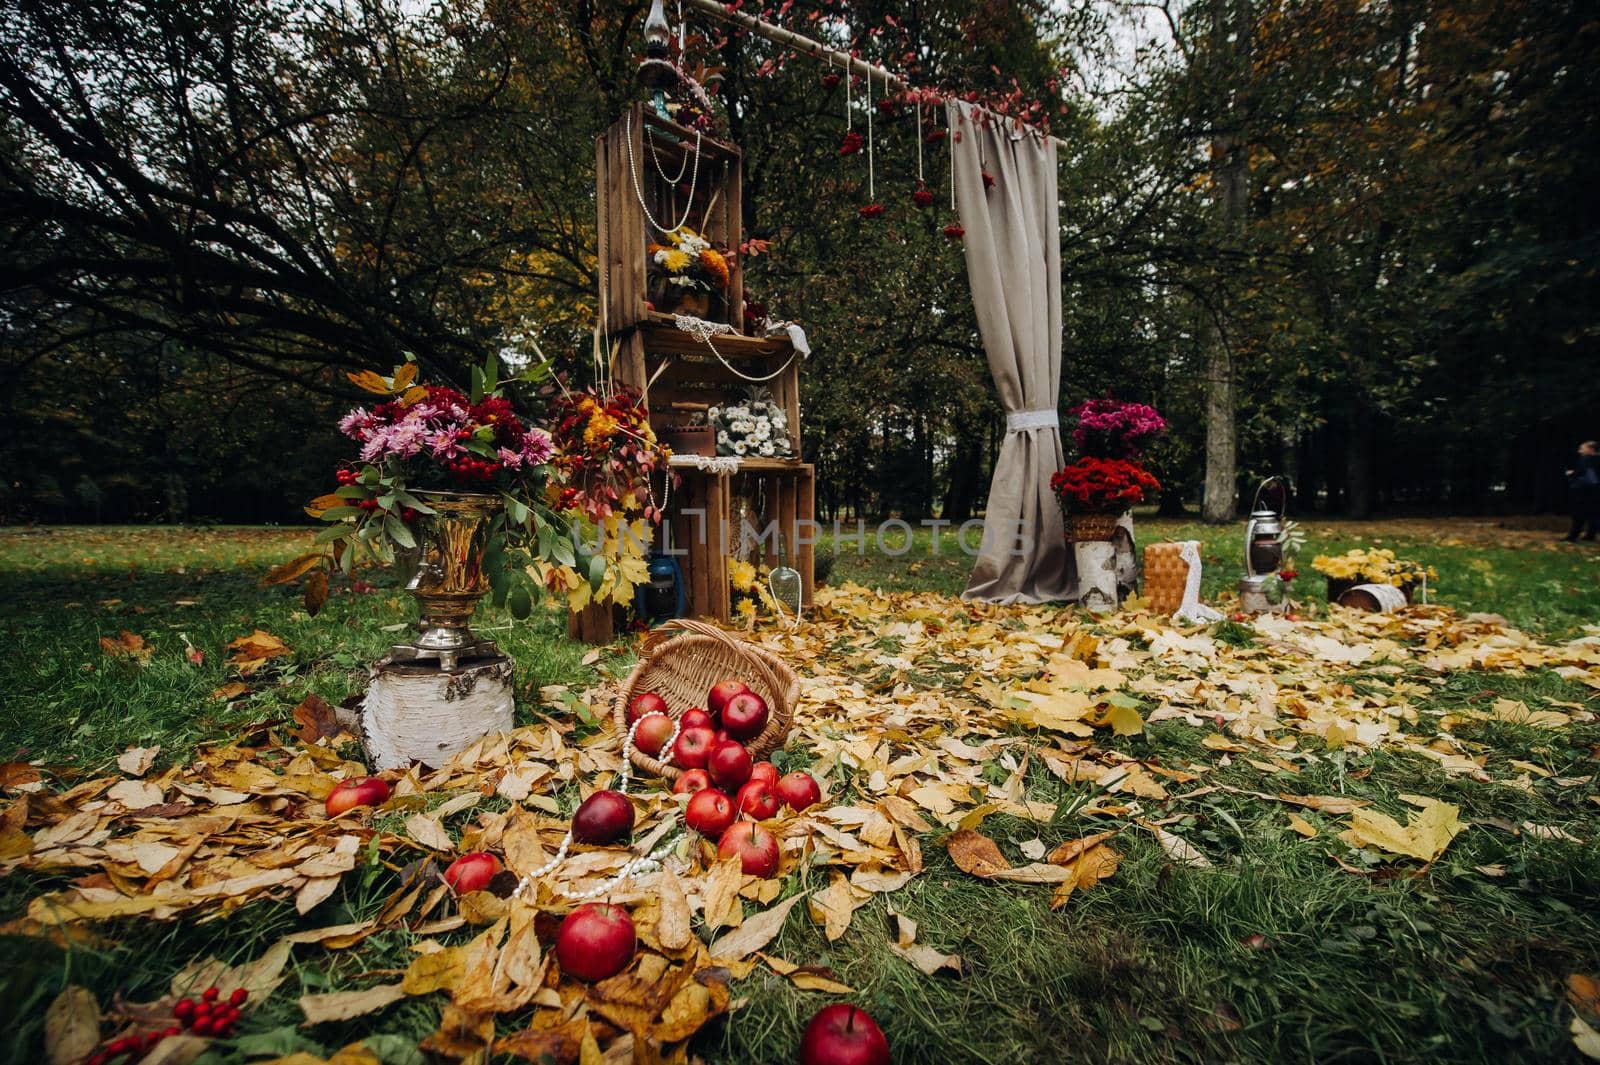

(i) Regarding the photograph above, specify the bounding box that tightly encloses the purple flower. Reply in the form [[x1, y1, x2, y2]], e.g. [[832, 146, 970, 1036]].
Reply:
[[427, 427, 469, 459], [520, 429, 555, 466], [338, 407, 375, 440], [1069, 399, 1167, 459], [497, 446, 524, 469]]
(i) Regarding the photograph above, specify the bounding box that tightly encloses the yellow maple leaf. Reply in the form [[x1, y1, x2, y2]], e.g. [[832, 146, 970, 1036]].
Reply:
[[1340, 797, 1462, 861]]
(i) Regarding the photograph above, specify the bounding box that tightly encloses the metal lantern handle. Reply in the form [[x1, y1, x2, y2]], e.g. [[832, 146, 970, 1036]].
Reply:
[[1243, 475, 1290, 580], [1249, 475, 1290, 518]]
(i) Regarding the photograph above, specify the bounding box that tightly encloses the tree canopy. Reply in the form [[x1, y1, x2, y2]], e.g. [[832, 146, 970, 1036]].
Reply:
[[2, 0, 1595, 523]]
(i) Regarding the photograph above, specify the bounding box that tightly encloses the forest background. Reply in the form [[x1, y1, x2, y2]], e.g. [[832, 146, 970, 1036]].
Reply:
[[2, 0, 1595, 526]]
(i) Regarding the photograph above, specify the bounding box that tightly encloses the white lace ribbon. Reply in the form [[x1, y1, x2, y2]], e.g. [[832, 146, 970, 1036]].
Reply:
[[1174, 540, 1224, 625], [1005, 408, 1059, 433], [668, 454, 742, 474]]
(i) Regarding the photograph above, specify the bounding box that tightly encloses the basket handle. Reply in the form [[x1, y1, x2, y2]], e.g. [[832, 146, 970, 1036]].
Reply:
[[659, 617, 785, 703]]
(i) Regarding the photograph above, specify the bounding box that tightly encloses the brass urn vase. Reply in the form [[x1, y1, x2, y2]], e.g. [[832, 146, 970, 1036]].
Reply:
[[391, 491, 502, 671]]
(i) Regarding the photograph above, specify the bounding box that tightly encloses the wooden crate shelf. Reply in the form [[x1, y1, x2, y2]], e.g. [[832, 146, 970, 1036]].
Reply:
[[576, 103, 814, 642]]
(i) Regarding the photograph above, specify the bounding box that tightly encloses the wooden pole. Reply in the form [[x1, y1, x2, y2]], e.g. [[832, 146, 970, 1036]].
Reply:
[[683, 0, 909, 92]]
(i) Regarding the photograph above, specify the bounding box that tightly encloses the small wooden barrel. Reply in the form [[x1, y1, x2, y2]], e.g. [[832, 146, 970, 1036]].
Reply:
[[1143, 542, 1189, 615], [614, 618, 799, 783]]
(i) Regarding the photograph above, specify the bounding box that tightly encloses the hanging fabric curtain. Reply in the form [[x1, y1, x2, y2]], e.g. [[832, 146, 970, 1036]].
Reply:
[[947, 99, 1073, 604]]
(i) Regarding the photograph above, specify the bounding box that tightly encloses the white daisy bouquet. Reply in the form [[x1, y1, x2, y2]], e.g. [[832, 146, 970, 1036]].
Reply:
[[709, 388, 793, 459]]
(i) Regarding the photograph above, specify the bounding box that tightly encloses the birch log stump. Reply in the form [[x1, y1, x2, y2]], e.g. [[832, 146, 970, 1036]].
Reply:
[[361, 655, 514, 770], [1074, 541, 1119, 613]]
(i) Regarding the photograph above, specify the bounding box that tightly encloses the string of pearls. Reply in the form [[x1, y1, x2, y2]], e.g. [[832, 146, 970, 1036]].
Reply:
[[511, 710, 690, 902], [645, 123, 693, 185], [625, 110, 703, 235], [673, 315, 800, 384]]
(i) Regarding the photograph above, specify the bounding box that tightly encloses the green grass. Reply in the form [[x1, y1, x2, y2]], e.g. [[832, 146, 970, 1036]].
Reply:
[[2, 522, 1598, 1064]]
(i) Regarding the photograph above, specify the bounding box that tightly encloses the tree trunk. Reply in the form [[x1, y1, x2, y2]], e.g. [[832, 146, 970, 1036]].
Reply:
[[1201, 0, 1252, 523], [1345, 408, 1375, 518]]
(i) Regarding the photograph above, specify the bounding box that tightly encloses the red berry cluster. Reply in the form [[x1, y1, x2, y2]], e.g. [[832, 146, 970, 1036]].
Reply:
[[83, 988, 245, 1064], [335, 468, 360, 485], [446, 455, 499, 483], [175, 986, 247, 1039]]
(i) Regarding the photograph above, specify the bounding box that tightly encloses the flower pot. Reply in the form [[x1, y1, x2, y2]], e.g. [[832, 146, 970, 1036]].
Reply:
[[1065, 513, 1120, 542], [403, 491, 502, 666]]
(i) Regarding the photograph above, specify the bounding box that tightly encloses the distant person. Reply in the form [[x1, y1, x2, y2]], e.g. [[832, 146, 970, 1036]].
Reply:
[[1565, 440, 1600, 542]]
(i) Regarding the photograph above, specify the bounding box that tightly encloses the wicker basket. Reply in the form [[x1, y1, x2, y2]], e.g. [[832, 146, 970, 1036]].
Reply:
[[1143, 542, 1190, 615], [1065, 513, 1120, 542], [614, 618, 800, 782]]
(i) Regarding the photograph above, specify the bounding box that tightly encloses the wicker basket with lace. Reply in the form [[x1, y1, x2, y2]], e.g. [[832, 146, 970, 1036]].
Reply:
[[614, 618, 799, 782]]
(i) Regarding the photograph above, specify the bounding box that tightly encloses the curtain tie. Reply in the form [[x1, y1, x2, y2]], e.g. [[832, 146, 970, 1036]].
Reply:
[[1004, 408, 1058, 433]]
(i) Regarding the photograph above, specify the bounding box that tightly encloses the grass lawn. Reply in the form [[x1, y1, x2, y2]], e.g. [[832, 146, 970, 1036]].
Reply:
[[2, 519, 1598, 1064]]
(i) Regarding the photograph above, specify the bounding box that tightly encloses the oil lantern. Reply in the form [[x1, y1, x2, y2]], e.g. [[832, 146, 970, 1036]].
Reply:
[[1238, 476, 1288, 613]]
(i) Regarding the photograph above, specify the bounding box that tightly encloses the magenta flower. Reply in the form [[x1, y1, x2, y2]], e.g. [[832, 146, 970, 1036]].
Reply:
[[338, 407, 375, 440], [521, 429, 555, 466], [1069, 399, 1167, 459]]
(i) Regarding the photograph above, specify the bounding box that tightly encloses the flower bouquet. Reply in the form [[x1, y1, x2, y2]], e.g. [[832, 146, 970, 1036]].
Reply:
[[262, 355, 582, 659], [649, 226, 732, 317], [1069, 398, 1168, 460], [710, 388, 792, 459], [1311, 548, 1435, 602], [1050, 457, 1160, 541], [542, 376, 673, 611]]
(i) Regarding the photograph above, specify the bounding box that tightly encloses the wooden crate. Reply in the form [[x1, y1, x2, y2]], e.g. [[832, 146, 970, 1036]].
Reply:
[[576, 105, 813, 643], [596, 105, 745, 335]]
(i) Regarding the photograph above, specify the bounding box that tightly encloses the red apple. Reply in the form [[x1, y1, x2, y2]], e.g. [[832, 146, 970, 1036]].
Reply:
[[633, 712, 675, 757], [325, 777, 390, 816], [555, 903, 636, 982], [717, 821, 779, 878], [775, 771, 822, 812], [749, 761, 780, 788], [627, 691, 668, 725], [672, 725, 717, 770], [572, 790, 635, 844], [721, 691, 770, 741], [672, 768, 712, 795], [679, 707, 714, 732], [685, 788, 736, 836], [799, 1004, 891, 1065], [708, 739, 753, 790], [714, 728, 731, 744], [442, 852, 501, 894], [734, 779, 779, 820], [707, 679, 750, 717]]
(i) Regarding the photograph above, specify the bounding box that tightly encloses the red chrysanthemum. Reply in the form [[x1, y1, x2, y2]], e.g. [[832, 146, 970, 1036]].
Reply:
[[912, 187, 935, 208], [1049, 457, 1161, 514], [838, 130, 864, 156], [943, 223, 965, 241]]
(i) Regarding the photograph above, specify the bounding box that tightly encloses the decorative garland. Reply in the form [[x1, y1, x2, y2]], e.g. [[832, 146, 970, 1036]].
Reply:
[[512, 714, 687, 902], [625, 110, 704, 236], [672, 314, 801, 383]]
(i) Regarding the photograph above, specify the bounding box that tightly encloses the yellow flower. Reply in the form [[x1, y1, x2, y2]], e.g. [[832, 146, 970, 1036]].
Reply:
[[583, 411, 620, 448], [727, 557, 757, 594], [734, 598, 757, 622], [660, 249, 691, 273]]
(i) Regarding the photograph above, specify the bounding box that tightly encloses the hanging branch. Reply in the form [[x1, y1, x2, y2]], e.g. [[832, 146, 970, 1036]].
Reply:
[[683, 0, 908, 91]]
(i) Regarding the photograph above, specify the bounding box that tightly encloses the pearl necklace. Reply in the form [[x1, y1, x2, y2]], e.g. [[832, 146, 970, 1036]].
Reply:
[[511, 713, 692, 902], [626, 110, 703, 235]]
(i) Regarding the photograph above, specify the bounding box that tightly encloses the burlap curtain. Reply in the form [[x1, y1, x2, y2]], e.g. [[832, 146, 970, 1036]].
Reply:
[[949, 100, 1073, 604]]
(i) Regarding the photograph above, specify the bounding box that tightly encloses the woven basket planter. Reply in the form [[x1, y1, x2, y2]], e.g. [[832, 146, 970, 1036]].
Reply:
[[1065, 512, 1120, 543], [614, 618, 800, 783]]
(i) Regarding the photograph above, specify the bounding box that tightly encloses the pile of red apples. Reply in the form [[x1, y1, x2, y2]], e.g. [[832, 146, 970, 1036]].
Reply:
[[627, 678, 821, 880]]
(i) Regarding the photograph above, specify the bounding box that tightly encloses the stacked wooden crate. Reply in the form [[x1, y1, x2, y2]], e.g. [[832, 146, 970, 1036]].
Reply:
[[571, 104, 815, 642]]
